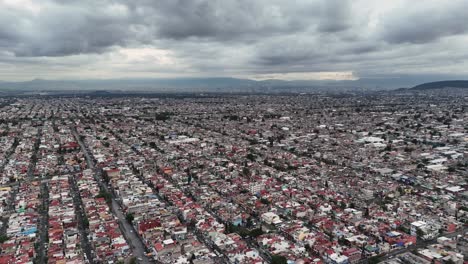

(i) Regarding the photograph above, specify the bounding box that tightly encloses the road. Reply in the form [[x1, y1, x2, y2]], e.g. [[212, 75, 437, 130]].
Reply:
[[360, 227, 467, 263], [27, 126, 42, 180], [26, 126, 49, 264], [69, 175, 96, 264], [145, 177, 228, 264], [108, 130, 231, 264], [71, 126, 153, 264], [37, 181, 49, 264], [0, 137, 20, 236]]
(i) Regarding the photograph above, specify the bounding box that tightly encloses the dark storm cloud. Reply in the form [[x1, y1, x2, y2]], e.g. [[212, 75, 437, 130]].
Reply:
[[0, 0, 139, 57], [0, 0, 353, 56], [0, 0, 467, 80], [141, 0, 318, 41], [146, 0, 355, 40]]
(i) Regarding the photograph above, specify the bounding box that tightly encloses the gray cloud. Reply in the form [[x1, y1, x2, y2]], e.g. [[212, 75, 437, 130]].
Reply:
[[0, 1, 138, 57], [317, 0, 352, 33], [0, 0, 467, 81], [381, 1, 468, 44], [142, 0, 319, 41]]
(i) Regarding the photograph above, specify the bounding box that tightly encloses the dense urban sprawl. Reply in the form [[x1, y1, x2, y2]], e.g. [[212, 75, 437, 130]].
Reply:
[[0, 92, 467, 264]]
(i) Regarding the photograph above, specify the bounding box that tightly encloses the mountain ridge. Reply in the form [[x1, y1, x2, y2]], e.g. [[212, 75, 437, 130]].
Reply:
[[410, 80, 468, 90], [0, 76, 467, 92]]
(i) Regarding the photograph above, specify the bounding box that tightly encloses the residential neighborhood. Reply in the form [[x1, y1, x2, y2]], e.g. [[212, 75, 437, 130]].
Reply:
[[0, 92, 467, 264]]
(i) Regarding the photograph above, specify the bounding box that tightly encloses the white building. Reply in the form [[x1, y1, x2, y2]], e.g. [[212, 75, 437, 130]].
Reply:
[[261, 212, 282, 225]]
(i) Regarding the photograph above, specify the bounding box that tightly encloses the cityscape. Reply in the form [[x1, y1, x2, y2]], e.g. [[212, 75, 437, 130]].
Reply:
[[0, 90, 466, 264], [1, 0, 468, 263]]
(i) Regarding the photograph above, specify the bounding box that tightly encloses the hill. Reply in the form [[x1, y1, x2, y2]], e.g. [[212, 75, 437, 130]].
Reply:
[[411, 80, 468, 90], [0, 76, 465, 93], [0, 77, 356, 93]]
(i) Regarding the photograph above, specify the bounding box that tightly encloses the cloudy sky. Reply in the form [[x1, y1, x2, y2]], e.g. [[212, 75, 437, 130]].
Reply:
[[1, 0, 467, 81]]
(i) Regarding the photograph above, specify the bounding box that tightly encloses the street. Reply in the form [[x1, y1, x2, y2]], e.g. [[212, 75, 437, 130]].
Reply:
[[71, 126, 153, 264], [69, 175, 96, 264], [363, 227, 467, 263]]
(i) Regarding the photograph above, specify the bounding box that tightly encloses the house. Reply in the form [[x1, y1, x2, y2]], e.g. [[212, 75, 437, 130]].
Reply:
[[261, 212, 282, 225]]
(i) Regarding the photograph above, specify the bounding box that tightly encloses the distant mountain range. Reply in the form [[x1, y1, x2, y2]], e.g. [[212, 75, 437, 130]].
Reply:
[[0, 77, 374, 93], [410, 80, 468, 90], [0, 76, 466, 93]]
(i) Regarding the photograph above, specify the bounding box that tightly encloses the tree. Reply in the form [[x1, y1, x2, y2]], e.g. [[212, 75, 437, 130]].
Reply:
[[384, 144, 392, 152], [404, 146, 413, 152], [95, 190, 112, 204], [155, 112, 172, 121], [246, 153, 256, 161], [0, 235, 9, 243], [338, 237, 349, 246], [381, 203, 388, 211], [188, 173, 192, 184], [126, 213, 134, 223], [246, 217, 254, 228], [368, 256, 381, 264], [340, 201, 346, 209], [268, 137, 274, 146], [260, 198, 270, 205], [271, 255, 287, 264], [83, 217, 89, 229], [242, 167, 250, 176], [129, 257, 137, 264], [249, 228, 264, 238]]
